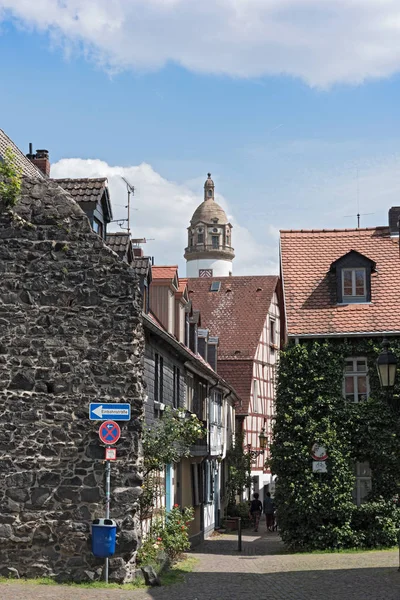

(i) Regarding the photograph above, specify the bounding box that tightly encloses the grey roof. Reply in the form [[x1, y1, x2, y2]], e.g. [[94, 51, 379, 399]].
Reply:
[[55, 178, 113, 222], [0, 129, 43, 178], [54, 178, 107, 203], [132, 257, 152, 277], [106, 232, 130, 255]]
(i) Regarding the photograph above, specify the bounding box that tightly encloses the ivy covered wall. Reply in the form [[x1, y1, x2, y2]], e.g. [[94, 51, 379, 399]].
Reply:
[[270, 338, 400, 550]]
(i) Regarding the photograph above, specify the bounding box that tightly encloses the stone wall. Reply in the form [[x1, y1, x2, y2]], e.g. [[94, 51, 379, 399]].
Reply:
[[0, 177, 144, 583]]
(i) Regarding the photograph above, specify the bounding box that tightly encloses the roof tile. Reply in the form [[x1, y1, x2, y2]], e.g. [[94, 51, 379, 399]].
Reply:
[[281, 227, 400, 336]]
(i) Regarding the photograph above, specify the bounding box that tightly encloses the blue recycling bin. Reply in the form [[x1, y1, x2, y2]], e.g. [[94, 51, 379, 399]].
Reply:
[[91, 518, 117, 558]]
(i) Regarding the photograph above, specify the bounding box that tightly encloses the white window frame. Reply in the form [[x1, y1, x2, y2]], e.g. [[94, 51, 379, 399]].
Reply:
[[353, 462, 372, 505], [270, 318, 276, 345], [186, 372, 195, 412], [341, 268, 366, 301], [344, 357, 369, 403]]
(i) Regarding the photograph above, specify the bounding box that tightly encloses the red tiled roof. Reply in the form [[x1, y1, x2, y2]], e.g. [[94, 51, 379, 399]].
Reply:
[[280, 227, 400, 337], [152, 266, 178, 280], [177, 278, 188, 294], [188, 276, 278, 359], [217, 360, 253, 415]]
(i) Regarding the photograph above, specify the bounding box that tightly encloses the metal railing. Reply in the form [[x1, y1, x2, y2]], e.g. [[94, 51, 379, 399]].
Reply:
[[185, 244, 235, 254]]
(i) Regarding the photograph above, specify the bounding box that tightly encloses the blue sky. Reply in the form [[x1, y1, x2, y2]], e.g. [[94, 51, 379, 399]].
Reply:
[[2, 1, 400, 274]]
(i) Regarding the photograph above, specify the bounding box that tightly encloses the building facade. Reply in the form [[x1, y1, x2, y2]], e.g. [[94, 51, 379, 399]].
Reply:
[[188, 276, 283, 499], [280, 212, 400, 505], [138, 265, 239, 544]]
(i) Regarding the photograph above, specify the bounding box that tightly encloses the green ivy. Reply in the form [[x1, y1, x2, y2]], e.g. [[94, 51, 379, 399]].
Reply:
[[226, 429, 252, 506], [140, 408, 205, 520], [0, 149, 22, 208], [270, 339, 400, 551]]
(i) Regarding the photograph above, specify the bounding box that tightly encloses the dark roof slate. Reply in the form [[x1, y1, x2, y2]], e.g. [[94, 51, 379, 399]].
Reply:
[[54, 178, 107, 204], [106, 232, 130, 255]]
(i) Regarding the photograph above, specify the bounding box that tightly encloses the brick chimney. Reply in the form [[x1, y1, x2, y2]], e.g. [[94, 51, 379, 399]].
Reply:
[[26, 144, 50, 177], [388, 207, 400, 236]]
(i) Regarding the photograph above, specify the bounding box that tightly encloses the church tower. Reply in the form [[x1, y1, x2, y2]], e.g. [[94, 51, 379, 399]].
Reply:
[[185, 174, 234, 277]]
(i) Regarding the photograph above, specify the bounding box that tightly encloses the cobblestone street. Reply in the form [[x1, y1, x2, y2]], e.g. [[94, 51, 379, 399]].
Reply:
[[2, 528, 400, 600]]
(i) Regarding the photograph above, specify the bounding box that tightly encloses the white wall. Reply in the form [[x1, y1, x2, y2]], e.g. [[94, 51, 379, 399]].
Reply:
[[186, 257, 233, 278]]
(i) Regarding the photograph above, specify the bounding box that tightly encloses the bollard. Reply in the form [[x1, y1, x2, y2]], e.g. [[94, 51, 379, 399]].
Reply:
[[238, 517, 242, 552]]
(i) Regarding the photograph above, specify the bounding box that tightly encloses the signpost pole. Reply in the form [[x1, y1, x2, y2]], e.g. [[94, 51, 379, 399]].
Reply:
[[105, 456, 111, 583]]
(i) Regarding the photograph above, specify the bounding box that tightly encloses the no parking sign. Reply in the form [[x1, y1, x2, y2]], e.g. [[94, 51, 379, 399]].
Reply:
[[99, 420, 121, 445]]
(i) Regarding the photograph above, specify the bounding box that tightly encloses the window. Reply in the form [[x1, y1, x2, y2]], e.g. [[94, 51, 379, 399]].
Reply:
[[210, 281, 221, 292], [270, 319, 276, 345], [197, 233, 204, 244], [253, 379, 259, 413], [212, 235, 219, 249], [353, 462, 372, 505], [203, 461, 214, 503], [344, 358, 368, 403], [173, 366, 180, 408], [190, 237, 193, 247], [191, 464, 201, 506], [186, 372, 195, 412], [92, 218, 103, 237], [208, 189, 213, 197], [331, 250, 375, 304], [154, 353, 164, 405], [194, 381, 207, 420], [342, 268, 366, 302], [155, 353, 159, 402]]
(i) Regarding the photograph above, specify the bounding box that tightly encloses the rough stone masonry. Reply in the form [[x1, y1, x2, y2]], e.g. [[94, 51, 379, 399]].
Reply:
[[0, 177, 144, 583]]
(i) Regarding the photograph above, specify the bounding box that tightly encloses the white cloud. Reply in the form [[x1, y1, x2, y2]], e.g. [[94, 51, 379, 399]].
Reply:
[[3, 0, 400, 86], [51, 158, 278, 275]]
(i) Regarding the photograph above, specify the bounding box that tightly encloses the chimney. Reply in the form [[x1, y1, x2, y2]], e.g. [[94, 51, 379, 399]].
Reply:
[[388, 207, 400, 236], [26, 144, 50, 177]]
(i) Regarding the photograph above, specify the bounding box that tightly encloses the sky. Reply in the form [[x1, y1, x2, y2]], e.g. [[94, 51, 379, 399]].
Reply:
[[2, 1, 400, 274]]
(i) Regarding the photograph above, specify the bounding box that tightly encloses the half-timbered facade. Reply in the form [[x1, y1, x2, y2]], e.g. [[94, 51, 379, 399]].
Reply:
[[188, 276, 283, 498]]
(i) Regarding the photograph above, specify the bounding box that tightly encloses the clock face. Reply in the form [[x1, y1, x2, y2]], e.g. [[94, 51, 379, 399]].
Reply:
[[199, 269, 213, 278]]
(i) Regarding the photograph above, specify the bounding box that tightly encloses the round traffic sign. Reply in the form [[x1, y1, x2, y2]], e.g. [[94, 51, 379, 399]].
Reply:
[[311, 443, 328, 461], [99, 420, 121, 445]]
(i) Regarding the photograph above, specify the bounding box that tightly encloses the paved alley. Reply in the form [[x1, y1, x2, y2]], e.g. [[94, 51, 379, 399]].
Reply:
[[1, 529, 400, 600]]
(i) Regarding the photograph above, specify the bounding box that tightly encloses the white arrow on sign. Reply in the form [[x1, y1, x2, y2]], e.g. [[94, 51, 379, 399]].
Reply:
[[92, 405, 104, 419]]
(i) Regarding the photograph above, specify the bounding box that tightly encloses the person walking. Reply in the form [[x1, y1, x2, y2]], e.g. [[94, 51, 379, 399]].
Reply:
[[249, 492, 263, 532], [263, 492, 275, 532]]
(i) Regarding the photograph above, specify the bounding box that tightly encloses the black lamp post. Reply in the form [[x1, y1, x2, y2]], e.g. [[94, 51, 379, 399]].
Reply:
[[247, 428, 268, 459], [376, 338, 398, 390]]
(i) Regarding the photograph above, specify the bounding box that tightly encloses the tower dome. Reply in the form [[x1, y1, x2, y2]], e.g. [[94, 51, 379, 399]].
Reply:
[[185, 174, 234, 278]]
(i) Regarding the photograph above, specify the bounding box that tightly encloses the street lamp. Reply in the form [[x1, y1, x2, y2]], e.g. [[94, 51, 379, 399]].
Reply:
[[376, 338, 398, 390], [247, 428, 268, 458]]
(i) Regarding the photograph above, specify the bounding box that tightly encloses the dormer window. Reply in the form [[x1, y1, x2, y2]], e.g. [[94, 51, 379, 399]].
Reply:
[[342, 268, 366, 302], [330, 250, 375, 304]]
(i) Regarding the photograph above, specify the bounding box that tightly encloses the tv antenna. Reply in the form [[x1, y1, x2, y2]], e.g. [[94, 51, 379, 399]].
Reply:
[[121, 177, 135, 235], [344, 168, 374, 228], [344, 212, 375, 228]]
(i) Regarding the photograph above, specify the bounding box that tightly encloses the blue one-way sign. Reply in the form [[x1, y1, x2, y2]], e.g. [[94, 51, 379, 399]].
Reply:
[[89, 403, 131, 421]]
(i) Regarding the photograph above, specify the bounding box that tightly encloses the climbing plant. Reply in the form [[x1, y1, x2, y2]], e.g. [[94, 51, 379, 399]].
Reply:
[[226, 429, 252, 506], [0, 149, 22, 208], [270, 339, 400, 551], [140, 407, 205, 521]]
